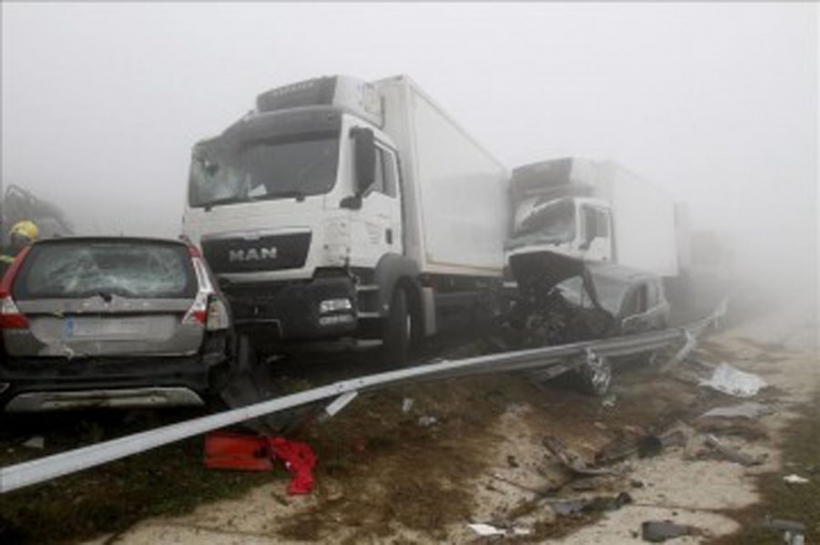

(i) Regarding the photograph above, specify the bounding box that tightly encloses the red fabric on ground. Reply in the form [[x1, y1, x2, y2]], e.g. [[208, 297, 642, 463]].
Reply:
[[267, 437, 317, 495]]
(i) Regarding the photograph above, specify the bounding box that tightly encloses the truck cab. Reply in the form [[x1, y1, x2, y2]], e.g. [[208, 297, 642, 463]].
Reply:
[[183, 75, 510, 363], [183, 78, 401, 348], [506, 195, 614, 265]]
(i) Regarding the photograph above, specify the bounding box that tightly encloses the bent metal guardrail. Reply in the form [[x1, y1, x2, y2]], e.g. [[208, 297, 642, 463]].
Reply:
[[0, 305, 725, 494]]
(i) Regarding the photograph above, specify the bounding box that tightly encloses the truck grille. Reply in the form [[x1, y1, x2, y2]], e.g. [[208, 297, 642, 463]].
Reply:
[[201, 232, 311, 274]]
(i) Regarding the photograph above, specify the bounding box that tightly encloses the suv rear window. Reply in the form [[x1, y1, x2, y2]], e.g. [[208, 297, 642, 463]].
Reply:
[[12, 241, 197, 300]]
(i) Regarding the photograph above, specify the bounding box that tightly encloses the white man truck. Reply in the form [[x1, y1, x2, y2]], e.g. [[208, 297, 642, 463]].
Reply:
[[182, 75, 509, 363], [505, 157, 681, 279]]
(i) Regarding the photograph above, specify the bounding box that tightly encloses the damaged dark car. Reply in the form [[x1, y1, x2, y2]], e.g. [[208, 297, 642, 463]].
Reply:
[[0, 237, 233, 411], [506, 252, 671, 395]]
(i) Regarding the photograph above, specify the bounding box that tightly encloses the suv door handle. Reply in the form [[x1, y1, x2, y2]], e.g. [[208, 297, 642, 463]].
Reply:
[[386, 228, 393, 244]]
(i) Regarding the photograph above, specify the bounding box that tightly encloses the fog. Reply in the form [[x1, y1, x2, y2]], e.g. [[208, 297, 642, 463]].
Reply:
[[1, 3, 817, 304]]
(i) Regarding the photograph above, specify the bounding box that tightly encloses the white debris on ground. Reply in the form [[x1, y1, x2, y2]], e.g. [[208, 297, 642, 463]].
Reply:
[[699, 362, 768, 397], [783, 474, 810, 485]]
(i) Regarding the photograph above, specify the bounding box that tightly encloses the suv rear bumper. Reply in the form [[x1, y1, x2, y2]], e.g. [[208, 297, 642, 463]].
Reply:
[[0, 356, 213, 411], [3, 387, 204, 411]]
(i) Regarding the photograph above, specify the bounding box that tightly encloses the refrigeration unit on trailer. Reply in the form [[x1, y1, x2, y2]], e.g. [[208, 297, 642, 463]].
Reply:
[[183, 75, 509, 362]]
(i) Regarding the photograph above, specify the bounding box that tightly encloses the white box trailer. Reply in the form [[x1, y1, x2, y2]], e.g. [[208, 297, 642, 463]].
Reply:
[[182, 75, 510, 362], [376, 77, 510, 276], [595, 162, 678, 277]]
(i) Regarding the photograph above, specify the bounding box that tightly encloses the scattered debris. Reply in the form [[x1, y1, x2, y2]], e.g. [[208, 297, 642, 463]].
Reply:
[[401, 397, 415, 413], [588, 492, 633, 511], [783, 474, 810, 485], [203, 432, 317, 495], [763, 516, 805, 545], [507, 455, 520, 468], [204, 432, 273, 471], [571, 479, 597, 491], [660, 330, 697, 372], [694, 418, 769, 441], [637, 435, 664, 458], [597, 423, 692, 464], [601, 393, 617, 408], [641, 520, 695, 542], [488, 472, 560, 497], [544, 435, 616, 476], [699, 362, 767, 397], [630, 479, 645, 488], [550, 499, 587, 516], [418, 415, 438, 428], [21, 436, 44, 450], [704, 434, 766, 466], [699, 402, 772, 420], [467, 523, 532, 537], [549, 492, 633, 516], [269, 437, 317, 495], [321, 391, 358, 420]]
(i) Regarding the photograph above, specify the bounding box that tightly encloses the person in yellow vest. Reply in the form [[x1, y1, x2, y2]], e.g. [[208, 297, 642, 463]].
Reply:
[[0, 220, 38, 277]]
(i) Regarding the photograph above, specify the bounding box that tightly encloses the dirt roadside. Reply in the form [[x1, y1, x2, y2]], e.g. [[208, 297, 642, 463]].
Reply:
[[64, 301, 816, 545]]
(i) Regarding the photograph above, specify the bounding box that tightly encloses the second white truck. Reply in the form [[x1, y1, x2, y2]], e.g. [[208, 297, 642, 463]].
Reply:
[[182, 75, 509, 362], [505, 157, 680, 278]]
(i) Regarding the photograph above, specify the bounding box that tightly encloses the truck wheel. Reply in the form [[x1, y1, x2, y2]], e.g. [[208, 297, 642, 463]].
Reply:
[[382, 288, 412, 367], [574, 353, 612, 396]]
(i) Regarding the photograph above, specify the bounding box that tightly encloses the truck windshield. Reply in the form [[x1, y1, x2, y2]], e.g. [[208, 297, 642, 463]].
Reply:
[[188, 133, 340, 208], [515, 198, 576, 243]]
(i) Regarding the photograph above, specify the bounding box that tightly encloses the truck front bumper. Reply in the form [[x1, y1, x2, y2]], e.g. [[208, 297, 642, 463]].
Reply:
[[226, 276, 358, 346]]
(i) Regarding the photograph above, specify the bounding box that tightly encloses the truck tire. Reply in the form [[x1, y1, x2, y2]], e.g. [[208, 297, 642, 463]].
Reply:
[[381, 288, 412, 367], [574, 353, 612, 396]]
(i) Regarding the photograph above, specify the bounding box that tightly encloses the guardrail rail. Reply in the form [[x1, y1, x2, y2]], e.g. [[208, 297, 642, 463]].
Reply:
[[0, 304, 725, 494]]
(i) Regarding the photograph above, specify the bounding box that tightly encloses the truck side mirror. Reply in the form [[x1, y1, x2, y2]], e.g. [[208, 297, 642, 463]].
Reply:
[[351, 127, 376, 195]]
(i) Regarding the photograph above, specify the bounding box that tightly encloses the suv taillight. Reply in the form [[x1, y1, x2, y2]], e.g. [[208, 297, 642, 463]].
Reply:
[[0, 246, 31, 330], [183, 248, 230, 331], [205, 297, 230, 330], [0, 293, 29, 329]]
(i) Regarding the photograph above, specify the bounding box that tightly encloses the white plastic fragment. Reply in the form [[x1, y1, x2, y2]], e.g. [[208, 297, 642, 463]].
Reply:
[[699, 362, 767, 397], [323, 391, 358, 418], [402, 398, 414, 413], [417, 415, 438, 428], [22, 437, 44, 450], [783, 474, 809, 484], [467, 523, 531, 536]]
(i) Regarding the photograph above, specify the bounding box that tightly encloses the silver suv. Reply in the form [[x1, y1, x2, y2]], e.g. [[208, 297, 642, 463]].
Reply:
[[0, 237, 232, 411]]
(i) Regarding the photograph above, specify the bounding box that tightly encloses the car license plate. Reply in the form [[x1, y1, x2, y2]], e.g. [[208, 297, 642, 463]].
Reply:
[[66, 317, 147, 338]]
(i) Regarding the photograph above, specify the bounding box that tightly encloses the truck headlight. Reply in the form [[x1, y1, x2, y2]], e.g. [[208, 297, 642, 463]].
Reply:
[[319, 298, 352, 314]]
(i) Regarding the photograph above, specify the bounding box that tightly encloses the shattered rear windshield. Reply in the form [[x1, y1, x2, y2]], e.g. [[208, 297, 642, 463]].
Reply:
[[12, 242, 197, 300]]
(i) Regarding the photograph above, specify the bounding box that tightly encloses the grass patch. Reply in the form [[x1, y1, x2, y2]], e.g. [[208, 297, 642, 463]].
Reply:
[[0, 414, 278, 544]]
